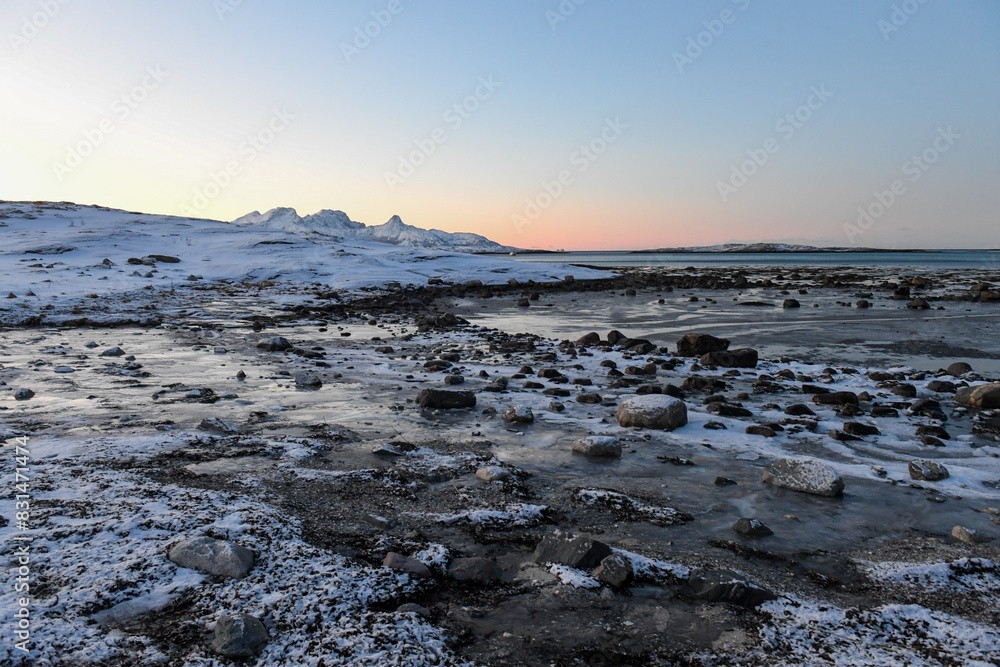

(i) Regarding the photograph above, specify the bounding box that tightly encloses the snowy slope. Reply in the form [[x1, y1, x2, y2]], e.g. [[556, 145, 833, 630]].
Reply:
[[0, 201, 607, 309], [232, 207, 512, 253]]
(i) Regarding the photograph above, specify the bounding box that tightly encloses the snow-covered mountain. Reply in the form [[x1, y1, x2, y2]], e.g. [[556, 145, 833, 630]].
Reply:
[[232, 208, 512, 254]]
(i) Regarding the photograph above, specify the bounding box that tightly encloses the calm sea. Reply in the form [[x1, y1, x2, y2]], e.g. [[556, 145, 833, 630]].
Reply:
[[508, 250, 1000, 270]]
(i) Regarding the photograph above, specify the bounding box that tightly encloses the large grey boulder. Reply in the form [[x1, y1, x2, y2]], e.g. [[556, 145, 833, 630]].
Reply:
[[168, 537, 255, 578], [955, 383, 1000, 410], [617, 395, 687, 430], [533, 532, 612, 570], [211, 614, 268, 657], [762, 458, 844, 497], [688, 569, 776, 608]]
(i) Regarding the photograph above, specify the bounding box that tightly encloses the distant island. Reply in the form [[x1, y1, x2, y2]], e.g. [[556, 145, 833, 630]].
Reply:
[[631, 243, 927, 254]]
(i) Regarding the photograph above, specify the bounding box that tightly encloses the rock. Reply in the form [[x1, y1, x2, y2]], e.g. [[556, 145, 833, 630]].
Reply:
[[100, 347, 126, 357], [572, 436, 622, 458], [211, 614, 268, 658], [952, 526, 990, 544], [707, 403, 753, 417], [533, 532, 612, 570], [746, 425, 776, 437], [146, 254, 181, 264], [700, 349, 759, 369], [782, 299, 801, 309], [908, 398, 949, 421], [687, 569, 776, 608], [927, 380, 958, 393], [444, 375, 465, 385], [907, 298, 931, 310], [947, 362, 974, 377], [84, 341, 99, 348], [294, 373, 322, 388], [576, 393, 602, 404], [916, 424, 950, 440], [616, 395, 688, 431], [784, 404, 816, 416], [607, 330, 626, 345], [677, 333, 730, 357], [383, 552, 432, 578], [397, 603, 431, 617], [257, 337, 292, 352], [908, 460, 949, 482], [812, 391, 859, 406], [592, 553, 633, 589], [14, 388, 34, 400], [843, 422, 880, 436], [236, 370, 247, 380], [503, 406, 534, 424], [828, 429, 861, 442], [762, 458, 844, 497], [871, 406, 899, 418], [891, 384, 917, 398], [857, 299, 872, 308], [955, 383, 1000, 410], [517, 298, 530, 307], [921, 435, 946, 448], [576, 332, 601, 346], [448, 557, 501, 583], [476, 465, 511, 482], [198, 417, 237, 434], [549, 401, 565, 412], [168, 537, 255, 578], [732, 518, 773, 538], [715, 477, 737, 486], [416, 389, 476, 409]]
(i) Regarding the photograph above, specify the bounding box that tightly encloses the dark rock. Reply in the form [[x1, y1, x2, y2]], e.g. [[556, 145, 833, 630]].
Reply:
[[916, 424, 951, 440], [257, 337, 292, 352], [576, 332, 601, 346], [947, 362, 974, 377], [416, 389, 476, 409], [828, 429, 861, 442], [677, 333, 730, 357], [782, 299, 801, 309], [843, 422, 880, 436], [534, 532, 612, 570], [607, 330, 626, 345], [146, 254, 181, 263], [444, 375, 465, 385], [909, 460, 949, 482], [687, 569, 777, 608], [746, 425, 776, 437], [907, 298, 931, 310], [812, 391, 859, 406], [700, 348, 759, 369], [732, 518, 773, 537], [955, 383, 1000, 410], [14, 388, 34, 400], [707, 402, 753, 417], [100, 347, 126, 357], [592, 553, 633, 589], [891, 384, 917, 398], [870, 406, 899, 418], [715, 477, 737, 486], [211, 614, 268, 658], [503, 406, 534, 424], [908, 398, 948, 421], [576, 393, 603, 404], [294, 373, 322, 388], [784, 404, 816, 416]]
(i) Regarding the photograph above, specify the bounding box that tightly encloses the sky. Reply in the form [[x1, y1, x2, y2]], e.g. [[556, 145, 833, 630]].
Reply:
[[1, 1, 998, 250]]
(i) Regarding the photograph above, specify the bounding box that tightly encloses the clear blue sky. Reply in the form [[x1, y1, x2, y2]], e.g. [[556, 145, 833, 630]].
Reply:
[[2, 0, 998, 249]]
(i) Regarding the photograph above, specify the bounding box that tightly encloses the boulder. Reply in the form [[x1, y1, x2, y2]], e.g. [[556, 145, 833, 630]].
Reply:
[[211, 614, 268, 658], [746, 425, 776, 437], [784, 404, 816, 416], [907, 298, 931, 310], [707, 403, 753, 417], [14, 388, 34, 401], [782, 299, 801, 309], [955, 383, 1000, 410], [908, 460, 949, 482], [812, 391, 859, 406], [256, 337, 292, 352], [687, 569, 776, 608], [448, 557, 501, 583], [146, 254, 181, 264], [416, 389, 476, 409], [294, 373, 322, 388], [168, 537, 255, 578], [592, 553, 633, 588], [383, 552, 432, 578], [732, 518, 773, 537], [700, 349, 759, 369], [476, 466, 511, 482], [572, 436, 622, 458], [843, 422, 880, 436], [762, 458, 844, 497], [533, 532, 612, 570], [946, 362, 973, 377], [952, 526, 990, 544], [616, 395, 688, 431], [576, 332, 601, 346], [100, 347, 126, 357], [503, 406, 535, 424], [677, 333, 730, 357]]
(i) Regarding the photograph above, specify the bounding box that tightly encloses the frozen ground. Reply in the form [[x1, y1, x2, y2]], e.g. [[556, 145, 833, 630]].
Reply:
[[1, 202, 999, 666]]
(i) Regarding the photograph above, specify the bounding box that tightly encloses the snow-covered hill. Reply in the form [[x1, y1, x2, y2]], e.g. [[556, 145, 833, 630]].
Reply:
[[0, 201, 608, 319], [232, 207, 512, 254]]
